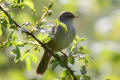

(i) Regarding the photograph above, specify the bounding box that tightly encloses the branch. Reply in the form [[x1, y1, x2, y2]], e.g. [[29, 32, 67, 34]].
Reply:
[[60, 51, 68, 58], [0, 5, 77, 80]]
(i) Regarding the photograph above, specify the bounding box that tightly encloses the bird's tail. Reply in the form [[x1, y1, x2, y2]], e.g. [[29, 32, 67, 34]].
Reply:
[[36, 49, 52, 75]]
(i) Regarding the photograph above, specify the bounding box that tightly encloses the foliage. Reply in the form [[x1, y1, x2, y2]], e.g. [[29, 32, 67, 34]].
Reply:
[[0, 0, 93, 80]]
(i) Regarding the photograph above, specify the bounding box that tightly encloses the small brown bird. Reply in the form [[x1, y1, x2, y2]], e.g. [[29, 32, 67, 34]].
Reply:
[[36, 11, 77, 75]]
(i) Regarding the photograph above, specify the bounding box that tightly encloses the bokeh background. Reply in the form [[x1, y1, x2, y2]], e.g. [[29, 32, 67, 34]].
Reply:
[[0, 0, 120, 80]]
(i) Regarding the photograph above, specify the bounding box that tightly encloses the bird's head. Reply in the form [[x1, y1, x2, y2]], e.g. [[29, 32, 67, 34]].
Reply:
[[59, 11, 77, 22]]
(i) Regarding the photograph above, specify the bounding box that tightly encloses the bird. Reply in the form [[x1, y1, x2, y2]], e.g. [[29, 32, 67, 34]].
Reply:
[[36, 11, 77, 75]]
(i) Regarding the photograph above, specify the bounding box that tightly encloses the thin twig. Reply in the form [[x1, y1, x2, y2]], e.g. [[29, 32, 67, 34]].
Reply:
[[0, 5, 77, 80], [60, 51, 68, 58]]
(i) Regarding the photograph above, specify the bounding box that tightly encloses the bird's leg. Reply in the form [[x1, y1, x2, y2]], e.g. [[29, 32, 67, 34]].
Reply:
[[60, 51, 68, 58]]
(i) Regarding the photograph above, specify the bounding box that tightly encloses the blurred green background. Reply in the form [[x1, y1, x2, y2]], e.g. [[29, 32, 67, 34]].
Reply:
[[0, 0, 120, 80]]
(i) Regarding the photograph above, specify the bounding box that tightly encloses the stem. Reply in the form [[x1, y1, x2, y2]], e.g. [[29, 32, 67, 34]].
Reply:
[[60, 51, 68, 58], [0, 5, 77, 80]]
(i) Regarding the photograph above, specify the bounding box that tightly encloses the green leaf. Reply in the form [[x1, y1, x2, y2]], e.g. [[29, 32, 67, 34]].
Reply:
[[17, 0, 23, 4], [78, 46, 86, 51], [26, 57, 31, 70], [18, 3, 24, 9], [76, 75, 80, 80], [24, 0, 35, 12], [51, 62, 59, 70], [1, 19, 8, 28], [48, 2, 53, 9], [89, 56, 96, 62], [80, 37, 86, 41], [84, 58, 88, 64], [20, 50, 30, 61], [55, 20, 60, 26], [83, 75, 91, 80], [54, 53, 61, 61], [6, 41, 12, 47], [68, 56, 75, 64], [70, 44, 75, 52], [0, 24, 2, 37], [50, 59, 59, 70], [59, 57, 68, 67], [60, 23, 68, 33], [16, 46, 21, 62], [12, 3, 24, 9], [80, 65, 87, 75], [50, 59, 58, 64], [55, 20, 67, 33], [11, 34, 17, 46], [10, 24, 16, 29], [60, 70, 73, 80], [8, 15, 14, 25], [16, 41, 26, 47], [29, 53, 38, 63], [36, 33, 51, 43], [60, 70, 67, 80], [0, 44, 2, 48], [43, 36, 51, 43], [6, 31, 14, 47], [11, 46, 21, 63], [34, 47, 40, 53]]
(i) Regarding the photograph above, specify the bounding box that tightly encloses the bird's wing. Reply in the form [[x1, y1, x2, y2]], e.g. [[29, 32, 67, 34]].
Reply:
[[51, 25, 57, 34], [48, 25, 57, 40]]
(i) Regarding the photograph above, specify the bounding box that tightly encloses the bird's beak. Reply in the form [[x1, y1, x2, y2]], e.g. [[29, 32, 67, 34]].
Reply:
[[74, 16, 79, 18]]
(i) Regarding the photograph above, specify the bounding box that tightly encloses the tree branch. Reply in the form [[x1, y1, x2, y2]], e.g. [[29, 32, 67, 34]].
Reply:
[[0, 5, 77, 80], [60, 51, 68, 58]]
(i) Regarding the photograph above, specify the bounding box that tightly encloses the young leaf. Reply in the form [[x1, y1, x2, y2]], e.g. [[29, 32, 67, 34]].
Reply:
[[12, 3, 24, 9], [59, 56, 68, 67], [36, 33, 51, 43], [80, 65, 87, 75], [34, 46, 40, 53], [16, 46, 21, 62], [0, 44, 1, 48], [8, 15, 14, 25], [80, 37, 86, 41], [26, 57, 31, 70], [1, 19, 8, 28], [89, 56, 96, 62], [55, 20, 67, 33], [20, 50, 30, 61], [48, 2, 53, 9], [50, 59, 59, 70], [16, 41, 26, 47], [0, 24, 2, 37], [11, 46, 21, 63], [84, 58, 88, 64], [60, 23, 67, 33], [76, 75, 80, 80], [55, 20, 60, 26], [60, 70, 67, 80], [79, 46, 86, 50], [83, 75, 91, 80], [68, 56, 75, 64], [6, 41, 12, 48], [10, 24, 16, 29], [29, 53, 38, 63], [24, 0, 35, 12], [60, 70, 73, 80], [6, 31, 14, 47]]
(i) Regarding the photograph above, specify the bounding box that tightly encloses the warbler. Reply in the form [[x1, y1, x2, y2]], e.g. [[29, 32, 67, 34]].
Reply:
[[36, 11, 77, 75]]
